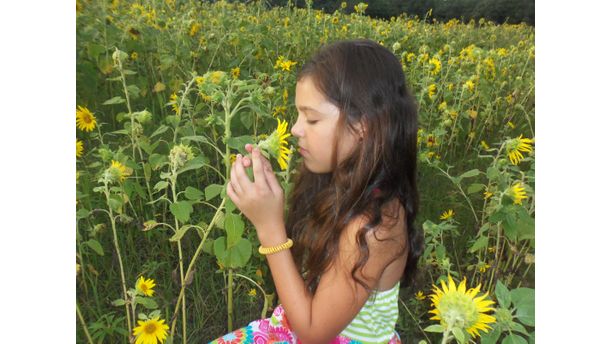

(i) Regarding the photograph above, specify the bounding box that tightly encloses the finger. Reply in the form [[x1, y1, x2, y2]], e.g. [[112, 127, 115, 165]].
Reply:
[[264, 166, 283, 196], [226, 180, 239, 205], [234, 154, 253, 190], [251, 148, 268, 189], [245, 143, 253, 153], [242, 155, 251, 168], [230, 160, 244, 195]]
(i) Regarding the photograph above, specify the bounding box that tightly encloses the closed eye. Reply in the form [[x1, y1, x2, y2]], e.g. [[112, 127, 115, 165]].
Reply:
[[307, 120, 318, 124]]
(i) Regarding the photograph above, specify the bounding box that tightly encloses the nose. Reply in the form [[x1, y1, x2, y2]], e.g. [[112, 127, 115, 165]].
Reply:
[[290, 116, 304, 138]]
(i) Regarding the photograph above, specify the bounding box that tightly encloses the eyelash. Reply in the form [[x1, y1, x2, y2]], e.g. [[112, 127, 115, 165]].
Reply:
[[307, 120, 318, 125]]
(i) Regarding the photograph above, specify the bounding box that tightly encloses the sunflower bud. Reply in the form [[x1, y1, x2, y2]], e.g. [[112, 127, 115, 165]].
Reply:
[[169, 144, 195, 170]]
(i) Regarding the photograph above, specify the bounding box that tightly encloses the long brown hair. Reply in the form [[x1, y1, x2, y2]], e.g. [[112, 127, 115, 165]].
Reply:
[[286, 39, 423, 295]]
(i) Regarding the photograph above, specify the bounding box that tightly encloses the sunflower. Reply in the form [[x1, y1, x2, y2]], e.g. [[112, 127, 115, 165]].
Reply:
[[506, 134, 535, 165], [415, 291, 426, 301], [132, 317, 169, 344], [429, 57, 442, 75], [136, 276, 156, 297], [509, 182, 528, 205], [76, 140, 84, 158], [428, 84, 437, 99], [440, 209, 454, 220], [231, 67, 240, 80], [107, 160, 131, 183], [257, 118, 292, 170], [429, 275, 496, 338], [274, 56, 298, 72], [169, 93, 179, 115], [76, 106, 97, 132]]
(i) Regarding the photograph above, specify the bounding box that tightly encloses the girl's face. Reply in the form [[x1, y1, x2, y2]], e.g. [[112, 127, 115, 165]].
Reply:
[[291, 75, 363, 173]]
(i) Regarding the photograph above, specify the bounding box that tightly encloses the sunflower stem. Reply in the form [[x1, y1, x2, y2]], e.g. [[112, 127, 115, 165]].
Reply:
[[169, 198, 226, 338], [169, 170, 187, 344], [76, 302, 94, 344], [103, 183, 132, 340]]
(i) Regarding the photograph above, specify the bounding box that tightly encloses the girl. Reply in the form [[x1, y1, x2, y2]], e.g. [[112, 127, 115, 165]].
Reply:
[[209, 39, 423, 344]]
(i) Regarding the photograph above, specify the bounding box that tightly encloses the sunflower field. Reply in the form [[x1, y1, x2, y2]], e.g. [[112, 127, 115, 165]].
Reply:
[[76, 1, 535, 343]]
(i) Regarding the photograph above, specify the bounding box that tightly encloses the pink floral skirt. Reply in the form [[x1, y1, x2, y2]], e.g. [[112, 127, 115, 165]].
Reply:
[[208, 304, 402, 344]]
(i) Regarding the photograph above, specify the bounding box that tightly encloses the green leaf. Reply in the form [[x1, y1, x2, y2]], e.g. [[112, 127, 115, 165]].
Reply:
[[502, 333, 528, 344], [228, 238, 253, 268], [502, 212, 518, 241], [467, 183, 486, 194], [153, 181, 169, 192], [469, 235, 489, 253], [169, 226, 190, 242], [225, 213, 245, 247], [203, 238, 215, 255], [511, 288, 535, 326], [76, 208, 90, 220], [170, 201, 193, 223], [127, 85, 140, 98], [85, 239, 104, 256], [509, 322, 530, 336], [480, 325, 502, 344], [181, 135, 208, 143], [185, 186, 204, 200], [459, 169, 480, 179], [108, 194, 124, 212], [150, 125, 169, 138], [111, 298, 126, 306], [135, 296, 158, 310], [240, 111, 253, 129], [495, 280, 511, 309], [452, 327, 466, 344], [423, 324, 444, 333], [103, 96, 126, 105], [177, 156, 207, 175], [227, 135, 253, 150], [149, 154, 168, 170], [205, 184, 223, 201]]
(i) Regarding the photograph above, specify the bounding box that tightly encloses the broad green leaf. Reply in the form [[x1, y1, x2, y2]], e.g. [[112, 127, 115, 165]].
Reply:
[[203, 239, 215, 255], [467, 183, 486, 194], [452, 327, 466, 344], [108, 194, 123, 213], [469, 235, 489, 253], [135, 296, 158, 310], [153, 181, 169, 192], [227, 238, 252, 268], [495, 280, 511, 309], [169, 226, 190, 242], [240, 111, 253, 129], [85, 239, 104, 256], [509, 322, 529, 336], [149, 154, 168, 170], [103, 96, 126, 105], [225, 213, 245, 247], [185, 186, 204, 200], [170, 201, 193, 223], [150, 125, 169, 138], [227, 135, 253, 150], [205, 184, 223, 201], [181, 135, 208, 143], [459, 169, 480, 179], [423, 324, 444, 333], [511, 288, 535, 326], [501, 333, 528, 344], [177, 156, 207, 175], [503, 212, 518, 241], [111, 298, 126, 306], [213, 236, 227, 267], [76, 208, 90, 220], [480, 325, 502, 344]]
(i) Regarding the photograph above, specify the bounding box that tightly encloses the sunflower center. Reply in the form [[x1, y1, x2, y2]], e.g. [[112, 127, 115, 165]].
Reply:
[[144, 322, 158, 334], [439, 292, 479, 329], [83, 114, 93, 124], [140, 283, 148, 292]]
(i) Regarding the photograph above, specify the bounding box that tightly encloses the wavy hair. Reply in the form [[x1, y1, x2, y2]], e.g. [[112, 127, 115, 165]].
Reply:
[[285, 39, 423, 295]]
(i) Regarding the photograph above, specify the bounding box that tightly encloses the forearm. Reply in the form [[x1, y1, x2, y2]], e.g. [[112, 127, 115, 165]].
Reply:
[[258, 224, 313, 340]]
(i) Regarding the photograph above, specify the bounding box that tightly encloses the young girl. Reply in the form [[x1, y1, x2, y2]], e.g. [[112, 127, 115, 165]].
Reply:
[[209, 39, 423, 344]]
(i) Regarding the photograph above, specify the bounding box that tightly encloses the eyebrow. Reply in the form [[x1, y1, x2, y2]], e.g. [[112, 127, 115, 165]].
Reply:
[[297, 105, 323, 115]]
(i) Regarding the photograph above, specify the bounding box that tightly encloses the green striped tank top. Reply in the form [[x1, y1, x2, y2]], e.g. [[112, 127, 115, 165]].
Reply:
[[339, 281, 400, 343]]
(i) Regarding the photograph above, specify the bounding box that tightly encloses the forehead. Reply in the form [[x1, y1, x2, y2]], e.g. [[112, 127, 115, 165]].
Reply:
[[295, 77, 340, 117]]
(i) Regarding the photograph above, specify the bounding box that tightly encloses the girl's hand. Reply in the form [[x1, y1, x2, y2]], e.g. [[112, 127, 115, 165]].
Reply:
[[227, 144, 285, 241]]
